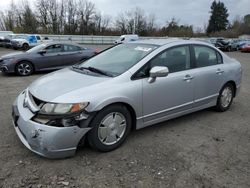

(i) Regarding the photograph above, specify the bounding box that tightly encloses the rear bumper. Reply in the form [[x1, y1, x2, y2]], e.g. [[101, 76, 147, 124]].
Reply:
[[12, 92, 91, 158]]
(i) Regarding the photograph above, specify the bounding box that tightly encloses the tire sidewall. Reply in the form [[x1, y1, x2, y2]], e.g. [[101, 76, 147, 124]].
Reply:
[[87, 105, 132, 152], [216, 83, 234, 112]]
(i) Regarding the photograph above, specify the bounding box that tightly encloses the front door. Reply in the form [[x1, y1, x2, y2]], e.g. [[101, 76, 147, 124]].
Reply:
[[36, 44, 63, 70], [141, 45, 195, 124]]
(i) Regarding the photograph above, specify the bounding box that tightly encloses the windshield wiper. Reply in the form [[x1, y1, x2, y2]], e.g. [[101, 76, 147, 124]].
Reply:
[[72, 65, 113, 77]]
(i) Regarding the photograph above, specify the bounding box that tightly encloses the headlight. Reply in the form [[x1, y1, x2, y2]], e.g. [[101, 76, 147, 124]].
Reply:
[[39, 102, 89, 115]]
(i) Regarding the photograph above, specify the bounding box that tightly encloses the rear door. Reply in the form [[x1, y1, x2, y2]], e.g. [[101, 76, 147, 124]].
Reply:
[[59, 44, 84, 66], [191, 45, 225, 107]]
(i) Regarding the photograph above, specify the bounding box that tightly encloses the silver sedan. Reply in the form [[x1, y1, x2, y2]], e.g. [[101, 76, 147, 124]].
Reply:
[[12, 39, 242, 158]]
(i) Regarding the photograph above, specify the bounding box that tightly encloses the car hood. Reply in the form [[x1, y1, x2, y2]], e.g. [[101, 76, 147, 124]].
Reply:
[[29, 68, 111, 102], [1, 51, 26, 59]]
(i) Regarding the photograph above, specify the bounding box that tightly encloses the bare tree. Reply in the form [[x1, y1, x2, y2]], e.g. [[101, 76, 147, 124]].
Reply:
[[36, 0, 50, 33], [47, 0, 59, 34], [77, 0, 95, 35], [3, 0, 16, 31], [147, 14, 156, 34], [21, 1, 38, 33], [115, 13, 128, 34], [58, 0, 66, 34], [0, 11, 6, 30], [64, 0, 78, 34]]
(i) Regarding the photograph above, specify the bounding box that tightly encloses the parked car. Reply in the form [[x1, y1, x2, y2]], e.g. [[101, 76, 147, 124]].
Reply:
[[0, 34, 23, 48], [114, 34, 139, 44], [238, 40, 250, 50], [0, 42, 97, 76], [12, 39, 242, 158], [0, 31, 13, 47], [241, 41, 250, 52], [11, 34, 45, 50], [228, 39, 239, 51], [0, 36, 4, 47], [0, 31, 13, 37], [215, 38, 232, 51]]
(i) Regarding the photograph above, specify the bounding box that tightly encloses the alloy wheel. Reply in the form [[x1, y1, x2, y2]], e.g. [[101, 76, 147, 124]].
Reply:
[[17, 63, 32, 76]]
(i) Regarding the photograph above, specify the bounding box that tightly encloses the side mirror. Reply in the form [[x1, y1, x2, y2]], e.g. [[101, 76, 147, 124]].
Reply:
[[148, 66, 169, 83], [38, 50, 47, 55]]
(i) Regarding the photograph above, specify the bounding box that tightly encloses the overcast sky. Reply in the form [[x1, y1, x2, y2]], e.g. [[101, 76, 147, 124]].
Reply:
[[1, 0, 250, 29]]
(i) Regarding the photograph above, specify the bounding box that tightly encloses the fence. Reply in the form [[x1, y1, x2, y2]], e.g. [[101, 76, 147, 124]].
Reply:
[[41, 34, 169, 45]]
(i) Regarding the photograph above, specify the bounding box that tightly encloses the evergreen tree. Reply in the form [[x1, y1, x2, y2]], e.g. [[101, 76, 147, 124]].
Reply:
[[207, 0, 229, 34]]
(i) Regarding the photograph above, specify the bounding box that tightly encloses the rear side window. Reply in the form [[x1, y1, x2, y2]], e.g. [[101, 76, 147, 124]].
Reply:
[[194, 45, 222, 67], [36, 36, 41, 40], [63, 44, 81, 52]]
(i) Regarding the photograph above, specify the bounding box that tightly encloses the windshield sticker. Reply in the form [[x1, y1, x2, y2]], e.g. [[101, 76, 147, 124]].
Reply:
[[134, 46, 152, 52]]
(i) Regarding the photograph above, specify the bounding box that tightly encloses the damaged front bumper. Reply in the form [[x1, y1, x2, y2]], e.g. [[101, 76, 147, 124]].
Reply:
[[12, 92, 91, 158]]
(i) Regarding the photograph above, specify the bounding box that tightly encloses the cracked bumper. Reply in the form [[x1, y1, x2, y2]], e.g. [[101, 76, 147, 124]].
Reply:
[[12, 92, 91, 158]]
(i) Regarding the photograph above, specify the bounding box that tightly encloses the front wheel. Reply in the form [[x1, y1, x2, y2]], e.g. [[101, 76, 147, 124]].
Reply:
[[87, 105, 132, 152], [15, 61, 34, 76], [215, 83, 234, 112]]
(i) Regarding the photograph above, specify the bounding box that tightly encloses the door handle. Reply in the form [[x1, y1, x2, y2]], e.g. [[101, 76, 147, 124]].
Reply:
[[183, 75, 194, 81], [216, 69, 224, 74]]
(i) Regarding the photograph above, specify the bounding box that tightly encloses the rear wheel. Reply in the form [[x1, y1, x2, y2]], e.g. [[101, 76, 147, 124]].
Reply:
[[15, 61, 34, 76], [215, 83, 234, 112], [22, 43, 29, 51], [87, 104, 132, 152]]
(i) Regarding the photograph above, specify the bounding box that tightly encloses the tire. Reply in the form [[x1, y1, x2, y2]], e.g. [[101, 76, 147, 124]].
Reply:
[[22, 43, 29, 51], [87, 104, 132, 152], [15, 61, 34, 76], [215, 83, 234, 112]]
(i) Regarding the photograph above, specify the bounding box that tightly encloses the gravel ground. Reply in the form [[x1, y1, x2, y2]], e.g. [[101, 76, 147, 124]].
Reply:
[[0, 47, 249, 188]]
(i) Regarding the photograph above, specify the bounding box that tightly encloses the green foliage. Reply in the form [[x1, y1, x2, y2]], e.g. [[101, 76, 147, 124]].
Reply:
[[161, 18, 193, 37], [207, 0, 229, 34]]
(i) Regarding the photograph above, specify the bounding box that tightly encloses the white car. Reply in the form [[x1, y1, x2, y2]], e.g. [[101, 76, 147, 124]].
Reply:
[[11, 34, 46, 50], [115, 34, 139, 44]]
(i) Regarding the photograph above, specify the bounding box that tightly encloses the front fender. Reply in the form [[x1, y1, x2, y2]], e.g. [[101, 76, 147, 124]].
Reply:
[[88, 96, 140, 117]]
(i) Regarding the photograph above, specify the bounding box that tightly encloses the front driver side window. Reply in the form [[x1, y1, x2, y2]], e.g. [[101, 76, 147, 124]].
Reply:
[[134, 45, 191, 79], [45, 44, 62, 53]]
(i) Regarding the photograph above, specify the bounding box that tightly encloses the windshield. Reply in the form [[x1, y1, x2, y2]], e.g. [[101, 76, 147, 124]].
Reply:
[[78, 43, 158, 76], [27, 44, 47, 53]]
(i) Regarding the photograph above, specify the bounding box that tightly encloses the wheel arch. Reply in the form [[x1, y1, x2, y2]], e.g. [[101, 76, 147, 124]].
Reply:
[[223, 80, 237, 97], [15, 60, 35, 72], [91, 102, 137, 131]]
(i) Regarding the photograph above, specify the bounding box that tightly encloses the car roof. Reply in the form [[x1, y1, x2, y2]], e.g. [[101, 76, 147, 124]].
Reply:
[[43, 41, 82, 47], [131, 38, 181, 46], [130, 38, 213, 47]]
